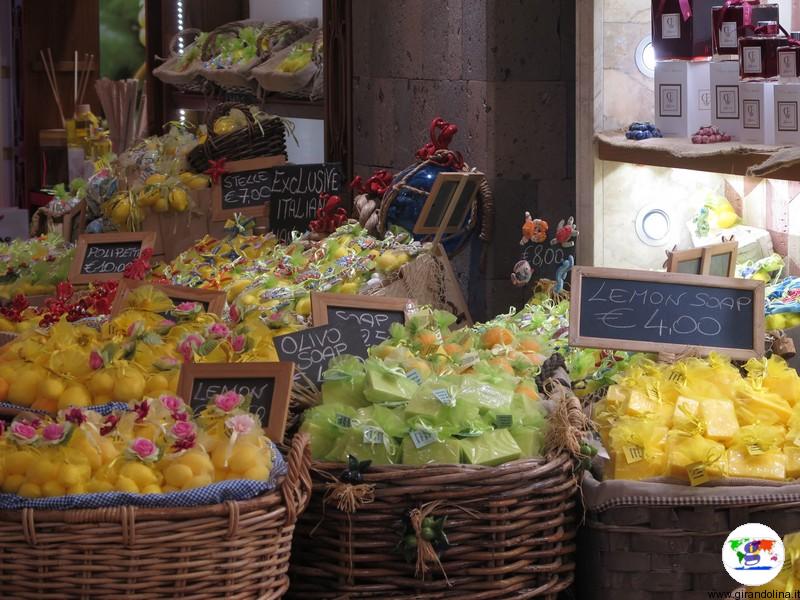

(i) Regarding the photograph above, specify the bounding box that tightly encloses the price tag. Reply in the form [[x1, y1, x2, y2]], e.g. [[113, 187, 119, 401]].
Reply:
[[460, 352, 480, 368], [363, 427, 385, 445], [747, 443, 765, 456], [335, 414, 352, 428], [432, 388, 456, 407], [623, 445, 644, 464], [410, 429, 437, 449], [495, 415, 513, 429], [518, 314, 532, 328], [406, 369, 423, 384], [687, 462, 710, 487], [433, 329, 444, 345]]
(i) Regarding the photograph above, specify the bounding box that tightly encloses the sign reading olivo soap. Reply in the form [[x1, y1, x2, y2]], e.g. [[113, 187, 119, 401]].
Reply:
[[178, 362, 295, 442], [268, 163, 343, 243], [211, 156, 287, 222], [722, 523, 784, 587], [569, 266, 765, 360], [274, 322, 365, 387], [69, 232, 157, 284], [310, 293, 412, 346]]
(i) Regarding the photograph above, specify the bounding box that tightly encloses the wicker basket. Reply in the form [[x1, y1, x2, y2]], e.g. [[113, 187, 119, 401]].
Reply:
[[0, 433, 312, 600], [577, 472, 800, 600], [288, 375, 585, 599], [152, 29, 215, 95], [186, 101, 287, 173]]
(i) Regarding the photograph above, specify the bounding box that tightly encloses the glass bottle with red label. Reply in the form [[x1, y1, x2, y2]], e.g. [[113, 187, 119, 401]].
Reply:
[[739, 21, 790, 80], [712, 2, 780, 58]]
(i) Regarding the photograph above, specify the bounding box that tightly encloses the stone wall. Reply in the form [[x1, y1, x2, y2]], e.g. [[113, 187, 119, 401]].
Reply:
[[352, 0, 576, 320]]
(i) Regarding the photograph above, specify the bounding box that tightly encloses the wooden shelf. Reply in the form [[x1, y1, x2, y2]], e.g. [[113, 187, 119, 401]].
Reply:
[[171, 90, 325, 121], [596, 131, 800, 181]]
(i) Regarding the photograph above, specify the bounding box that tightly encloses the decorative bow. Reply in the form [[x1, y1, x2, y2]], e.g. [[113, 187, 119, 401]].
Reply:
[[720, 0, 757, 29], [223, 213, 256, 238], [350, 169, 394, 198], [659, 0, 692, 21], [415, 118, 464, 169], [309, 193, 348, 234], [204, 158, 228, 185]]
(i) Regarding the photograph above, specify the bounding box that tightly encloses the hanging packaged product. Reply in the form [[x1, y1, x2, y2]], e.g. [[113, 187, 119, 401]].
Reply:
[[651, 0, 719, 60], [712, 1, 780, 58]]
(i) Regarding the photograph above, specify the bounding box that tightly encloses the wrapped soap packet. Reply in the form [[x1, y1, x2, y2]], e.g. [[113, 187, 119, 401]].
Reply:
[[324, 422, 400, 465], [300, 403, 358, 459], [609, 416, 669, 481], [355, 404, 408, 439], [509, 426, 545, 458], [460, 429, 522, 466], [401, 426, 461, 465], [322, 355, 368, 408], [665, 432, 726, 482], [762, 355, 800, 401], [406, 377, 489, 438], [363, 358, 419, 405], [727, 424, 786, 481]]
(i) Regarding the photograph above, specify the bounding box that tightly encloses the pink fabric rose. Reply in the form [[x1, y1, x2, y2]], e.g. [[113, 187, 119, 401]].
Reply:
[[176, 301, 199, 312], [229, 304, 240, 322], [173, 410, 190, 422], [208, 322, 230, 338], [42, 423, 66, 443], [159, 395, 184, 413], [178, 333, 204, 362], [129, 437, 159, 461], [230, 334, 246, 353], [10, 421, 38, 443], [64, 407, 87, 425], [225, 413, 255, 435], [214, 390, 243, 412], [170, 420, 196, 439], [89, 350, 104, 370]]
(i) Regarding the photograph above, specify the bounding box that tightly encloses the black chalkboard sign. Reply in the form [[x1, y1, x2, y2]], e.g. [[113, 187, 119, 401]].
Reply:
[[311, 293, 411, 347], [274, 322, 365, 387], [177, 362, 295, 442], [70, 232, 157, 284], [268, 163, 343, 243], [569, 266, 765, 360], [521, 241, 575, 284], [211, 156, 286, 221]]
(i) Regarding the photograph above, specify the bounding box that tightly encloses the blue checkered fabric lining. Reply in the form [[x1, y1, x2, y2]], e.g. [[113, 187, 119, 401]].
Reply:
[[0, 401, 130, 416], [0, 444, 287, 511]]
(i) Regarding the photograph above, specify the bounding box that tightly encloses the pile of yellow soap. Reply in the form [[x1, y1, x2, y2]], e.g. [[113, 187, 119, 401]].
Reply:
[[595, 354, 800, 485]]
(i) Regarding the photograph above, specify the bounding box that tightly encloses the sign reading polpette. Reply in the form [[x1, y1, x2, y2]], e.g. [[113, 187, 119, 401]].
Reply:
[[274, 322, 365, 387], [177, 362, 295, 442], [722, 523, 784, 586], [69, 232, 157, 285], [569, 266, 765, 361]]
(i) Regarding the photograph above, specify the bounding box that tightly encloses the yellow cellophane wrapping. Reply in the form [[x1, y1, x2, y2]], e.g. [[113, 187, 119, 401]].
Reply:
[[608, 416, 668, 480], [699, 398, 739, 443], [726, 424, 787, 481], [665, 432, 727, 481]]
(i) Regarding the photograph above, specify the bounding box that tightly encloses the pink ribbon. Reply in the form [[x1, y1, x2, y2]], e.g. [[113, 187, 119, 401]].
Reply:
[[660, 0, 692, 22], [722, 0, 759, 28]]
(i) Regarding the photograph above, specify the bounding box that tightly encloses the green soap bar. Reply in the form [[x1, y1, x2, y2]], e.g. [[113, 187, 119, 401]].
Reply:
[[300, 421, 338, 460], [405, 394, 443, 419], [322, 379, 368, 408], [401, 437, 461, 465], [511, 426, 544, 458], [460, 429, 522, 466], [364, 369, 418, 405], [324, 429, 400, 465], [358, 405, 408, 438]]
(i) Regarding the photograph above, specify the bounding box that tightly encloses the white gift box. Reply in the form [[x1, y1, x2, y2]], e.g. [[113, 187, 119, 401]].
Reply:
[[710, 60, 741, 139], [655, 61, 712, 137], [774, 83, 800, 145], [739, 81, 775, 145]]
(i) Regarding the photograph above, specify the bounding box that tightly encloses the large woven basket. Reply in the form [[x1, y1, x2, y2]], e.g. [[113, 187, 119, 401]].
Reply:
[[288, 374, 585, 599], [0, 433, 312, 600], [578, 472, 800, 600], [187, 101, 287, 173]]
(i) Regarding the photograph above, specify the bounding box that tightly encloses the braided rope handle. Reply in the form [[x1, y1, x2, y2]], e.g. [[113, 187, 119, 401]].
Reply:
[[201, 22, 244, 62], [280, 432, 312, 526]]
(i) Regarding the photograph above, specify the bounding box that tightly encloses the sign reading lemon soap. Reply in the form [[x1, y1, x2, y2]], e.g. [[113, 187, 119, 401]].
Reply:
[[722, 523, 785, 587]]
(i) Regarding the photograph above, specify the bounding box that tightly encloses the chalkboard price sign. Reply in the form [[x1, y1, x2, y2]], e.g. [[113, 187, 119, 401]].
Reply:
[[268, 163, 343, 243], [569, 266, 765, 360], [211, 156, 287, 222], [521, 241, 575, 284], [177, 362, 295, 442], [311, 293, 412, 346], [274, 321, 365, 387], [69, 232, 157, 284]]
